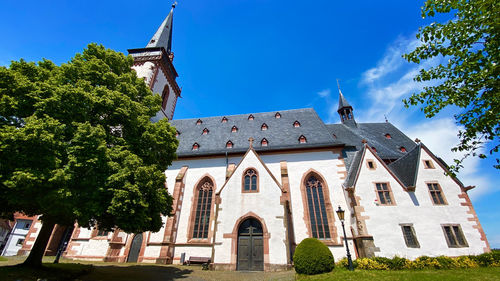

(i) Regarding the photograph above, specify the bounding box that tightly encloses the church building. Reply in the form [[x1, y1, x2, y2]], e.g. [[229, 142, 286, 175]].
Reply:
[[17, 6, 490, 271]]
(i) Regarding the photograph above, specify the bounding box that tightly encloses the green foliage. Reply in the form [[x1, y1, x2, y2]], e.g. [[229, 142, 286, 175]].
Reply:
[[0, 43, 177, 233], [404, 0, 500, 173], [474, 251, 500, 267], [293, 238, 335, 275]]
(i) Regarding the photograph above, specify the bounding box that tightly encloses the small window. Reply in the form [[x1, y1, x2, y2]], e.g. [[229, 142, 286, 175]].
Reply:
[[423, 160, 435, 169], [427, 183, 446, 205], [16, 238, 24, 246], [196, 119, 202, 125], [332, 134, 337, 139], [261, 138, 268, 147], [231, 126, 238, 133], [367, 160, 376, 170], [275, 112, 281, 118], [401, 225, 420, 248], [243, 169, 258, 192], [226, 141, 233, 148], [175, 130, 180, 137], [221, 117, 228, 123], [293, 121, 301, 128], [385, 133, 392, 139], [299, 135, 307, 144], [261, 123, 268, 131], [375, 183, 395, 205], [371, 147, 377, 152], [96, 229, 108, 237], [202, 128, 209, 135], [442, 224, 468, 248], [192, 143, 200, 150], [248, 114, 254, 121], [400, 146, 407, 152]]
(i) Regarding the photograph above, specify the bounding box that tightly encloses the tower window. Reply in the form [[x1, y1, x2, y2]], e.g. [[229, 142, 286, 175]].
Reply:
[[275, 112, 281, 119], [261, 123, 268, 131], [248, 114, 254, 121], [400, 146, 407, 152], [299, 135, 307, 144], [293, 121, 301, 127], [385, 133, 392, 139], [231, 126, 238, 133], [192, 143, 200, 150], [161, 85, 170, 110], [261, 138, 268, 147], [221, 117, 228, 123], [202, 128, 209, 135], [196, 119, 202, 125], [226, 141, 233, 148]]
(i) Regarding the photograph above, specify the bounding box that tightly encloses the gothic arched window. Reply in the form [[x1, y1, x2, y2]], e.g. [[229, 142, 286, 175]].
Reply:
[[161, 85, 169, 110], [304, 174, 331, 239], [243, 168, 258, 192], [191, 178, 214, 239]]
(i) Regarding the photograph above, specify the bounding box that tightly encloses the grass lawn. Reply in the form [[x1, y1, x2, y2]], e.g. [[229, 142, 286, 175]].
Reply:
[[1, 256, 499, 281], [297, 267, 500, 281]]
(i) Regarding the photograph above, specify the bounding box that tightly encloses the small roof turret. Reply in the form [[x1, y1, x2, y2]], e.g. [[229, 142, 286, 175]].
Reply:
[[146, 3, 176, 53]]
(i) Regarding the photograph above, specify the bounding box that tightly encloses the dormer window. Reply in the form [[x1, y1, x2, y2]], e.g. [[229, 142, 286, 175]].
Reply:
[[371, 147, 377, 152], [293, 121, 301, 128], [385, 134, 392, 139], [332, 134, 337, 139], [221, 117, 228, 123], [192, 143, 200, 150], [261, 123, 268, 131], [196, 119, 202, 125], [261, 138, 268, 147], [231, 126, 238, 133], [176, 130, 180, 137], [226, 141, 233, 149], [248, 114, 254, 121], [400, 146, 407, 152], [202, 128, 209, 135], [299, 135, 307, 144], [275, 112, 281, 119]]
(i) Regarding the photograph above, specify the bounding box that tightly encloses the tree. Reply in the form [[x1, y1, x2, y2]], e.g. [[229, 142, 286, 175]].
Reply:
[[0, 44, 178, 267], [404, 0, 499, 173]]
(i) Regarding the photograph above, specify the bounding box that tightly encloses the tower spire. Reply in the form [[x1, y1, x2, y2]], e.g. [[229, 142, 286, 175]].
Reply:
[[336, 79, 356, 126], [146, 2, 176, 53]]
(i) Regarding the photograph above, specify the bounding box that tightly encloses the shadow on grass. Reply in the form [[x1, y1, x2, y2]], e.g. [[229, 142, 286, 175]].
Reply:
[[0, 263, 93, 281], [79, 265, 195, 281]]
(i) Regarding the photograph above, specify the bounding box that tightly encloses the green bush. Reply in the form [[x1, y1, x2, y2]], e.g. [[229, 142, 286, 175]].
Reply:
[[434, 256, 455, 269], [474, 251, 500, 267], [336, 257, 358, 269], [293, 238, 334, 275]]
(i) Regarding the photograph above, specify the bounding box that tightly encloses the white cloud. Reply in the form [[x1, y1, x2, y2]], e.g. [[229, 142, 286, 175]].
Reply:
[[358, 35, 496, 201], [317, 89, 331, 98]]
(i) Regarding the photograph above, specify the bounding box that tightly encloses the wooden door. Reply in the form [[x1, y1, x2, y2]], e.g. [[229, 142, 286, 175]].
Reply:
[[237, 218, 264, 271], [127, 234, 142, 263]]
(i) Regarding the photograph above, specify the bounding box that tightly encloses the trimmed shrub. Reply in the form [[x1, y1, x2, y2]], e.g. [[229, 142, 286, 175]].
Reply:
[[293, 238, 334, 275]]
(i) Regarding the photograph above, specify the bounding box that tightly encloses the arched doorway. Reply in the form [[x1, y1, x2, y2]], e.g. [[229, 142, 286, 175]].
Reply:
[[127, 234, 142, 263], [237, 218, 263, 271]]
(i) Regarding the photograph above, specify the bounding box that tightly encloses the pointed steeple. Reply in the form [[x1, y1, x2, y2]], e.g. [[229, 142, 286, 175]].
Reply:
[[336, 80, 356, 126], [146, 3, 176, 53]]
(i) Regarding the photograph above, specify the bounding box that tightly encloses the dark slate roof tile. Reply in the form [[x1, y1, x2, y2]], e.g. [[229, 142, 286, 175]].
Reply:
[[388, 145, 421, 188]]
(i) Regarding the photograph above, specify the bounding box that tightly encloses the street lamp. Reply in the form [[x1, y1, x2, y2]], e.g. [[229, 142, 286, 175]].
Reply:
[[336, 206, 354, 271]]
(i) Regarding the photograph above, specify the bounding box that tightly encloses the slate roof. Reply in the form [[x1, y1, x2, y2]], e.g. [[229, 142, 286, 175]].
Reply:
[[146, 6, 174, 53], [326, 122, 417, 160], [171, 108, 342, 157], [338, 91, 352, 110], [388, 144, 421, 188], [344, 147, 365, 188]]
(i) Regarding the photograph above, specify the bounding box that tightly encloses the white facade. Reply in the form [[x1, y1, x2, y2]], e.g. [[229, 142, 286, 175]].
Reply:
[[1, 219, 32, 256]]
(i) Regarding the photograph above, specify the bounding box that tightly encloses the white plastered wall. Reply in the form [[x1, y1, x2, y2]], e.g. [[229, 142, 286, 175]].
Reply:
[[354, 147, 486, 259]]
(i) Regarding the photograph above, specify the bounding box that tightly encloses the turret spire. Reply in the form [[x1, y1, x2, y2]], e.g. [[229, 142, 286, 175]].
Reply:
[[146, 2, 176, 53], [336, 79, 356, 126]]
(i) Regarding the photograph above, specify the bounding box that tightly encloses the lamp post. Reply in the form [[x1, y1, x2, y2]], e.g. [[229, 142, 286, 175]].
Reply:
[[336, 206, 354, 271]]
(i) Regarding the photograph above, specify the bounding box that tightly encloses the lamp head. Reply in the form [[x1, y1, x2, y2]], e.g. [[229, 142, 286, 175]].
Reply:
[[336, 206, 345, 221]]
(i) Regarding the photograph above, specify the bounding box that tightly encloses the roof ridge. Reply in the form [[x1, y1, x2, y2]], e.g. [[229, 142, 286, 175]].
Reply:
[[171, 108, 316, 122]]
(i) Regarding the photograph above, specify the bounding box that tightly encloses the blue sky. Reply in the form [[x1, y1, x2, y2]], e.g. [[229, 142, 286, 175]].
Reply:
[[1, 0, 498, 248]]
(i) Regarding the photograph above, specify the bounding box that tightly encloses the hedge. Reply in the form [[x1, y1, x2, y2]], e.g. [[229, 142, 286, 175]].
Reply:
[[336, 251, 500, 270], [293, 238, 335, 275]]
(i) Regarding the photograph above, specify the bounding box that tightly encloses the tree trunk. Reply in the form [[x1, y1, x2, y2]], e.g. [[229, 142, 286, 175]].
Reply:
[[22, 218, 55, 267]]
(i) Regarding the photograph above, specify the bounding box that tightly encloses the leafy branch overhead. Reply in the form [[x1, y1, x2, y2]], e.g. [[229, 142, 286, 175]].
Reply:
[[0, 44, 178, 266], [404, 0, 499, 173]]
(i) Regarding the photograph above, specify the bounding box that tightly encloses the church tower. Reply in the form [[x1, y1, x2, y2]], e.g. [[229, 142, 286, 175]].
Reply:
[[337, 87, 356, 126], [128, 4, 181, 121]]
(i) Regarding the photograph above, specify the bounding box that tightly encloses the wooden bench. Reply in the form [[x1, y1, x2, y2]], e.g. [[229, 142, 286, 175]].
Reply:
[[186, 256, 211, 265]]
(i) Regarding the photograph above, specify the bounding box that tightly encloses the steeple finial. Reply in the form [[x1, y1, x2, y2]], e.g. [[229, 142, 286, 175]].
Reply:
[[146, 3, 176, 53]]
